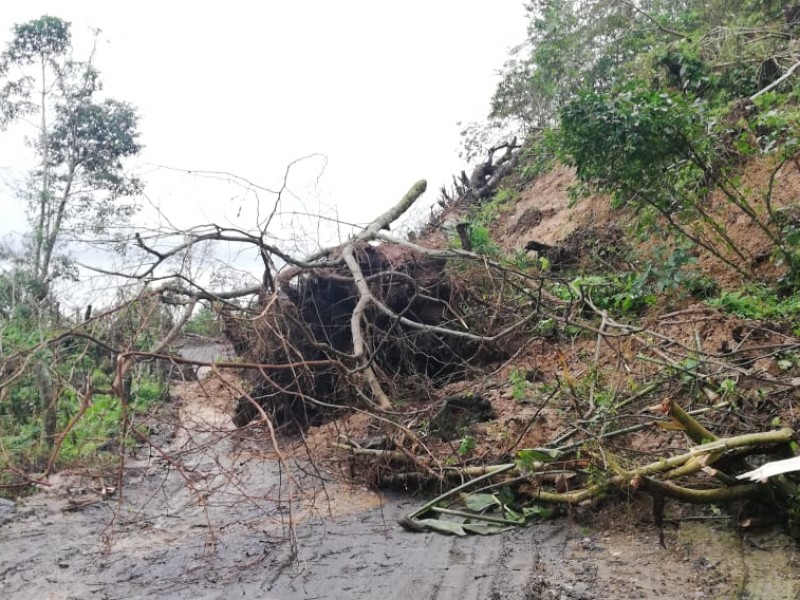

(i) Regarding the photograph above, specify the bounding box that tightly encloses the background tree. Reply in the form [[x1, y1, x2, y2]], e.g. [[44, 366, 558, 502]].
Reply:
[[0, 15, 142, 305], [0, 16, 142, 452], [488, 0, 794, 133]]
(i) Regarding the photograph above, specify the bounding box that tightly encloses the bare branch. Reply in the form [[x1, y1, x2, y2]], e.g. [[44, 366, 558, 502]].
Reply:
[[751, 58, 800, 100], [613, 0, 689, 40]]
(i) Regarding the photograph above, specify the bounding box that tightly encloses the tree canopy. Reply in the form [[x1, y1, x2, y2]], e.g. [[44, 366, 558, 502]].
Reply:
[[0, 15, 142, 297]]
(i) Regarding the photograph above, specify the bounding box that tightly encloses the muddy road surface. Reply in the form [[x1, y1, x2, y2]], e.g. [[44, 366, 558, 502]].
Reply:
[[2, 373, 800, 599]]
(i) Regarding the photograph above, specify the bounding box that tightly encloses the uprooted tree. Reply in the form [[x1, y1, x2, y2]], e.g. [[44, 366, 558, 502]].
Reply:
[[119, 178, 550, 429]]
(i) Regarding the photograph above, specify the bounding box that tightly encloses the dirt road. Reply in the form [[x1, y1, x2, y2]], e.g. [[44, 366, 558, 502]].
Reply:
[[2, 373, 799, 599]]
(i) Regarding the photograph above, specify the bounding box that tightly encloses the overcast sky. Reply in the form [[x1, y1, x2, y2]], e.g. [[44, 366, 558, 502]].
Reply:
[[0, 1, 527, 301]]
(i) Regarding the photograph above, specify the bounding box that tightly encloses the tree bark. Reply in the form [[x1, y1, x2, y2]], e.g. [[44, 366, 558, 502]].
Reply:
[[36, 360, 57, 449]]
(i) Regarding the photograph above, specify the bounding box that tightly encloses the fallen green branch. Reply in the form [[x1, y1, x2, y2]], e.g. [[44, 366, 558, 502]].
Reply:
[[655, 398, 717, 444], [632, 475, 764, 504], [399, 428, 795, 534]]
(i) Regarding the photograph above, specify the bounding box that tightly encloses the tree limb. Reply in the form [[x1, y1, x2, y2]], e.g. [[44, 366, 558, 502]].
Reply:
[[751, 58, 800, 100]]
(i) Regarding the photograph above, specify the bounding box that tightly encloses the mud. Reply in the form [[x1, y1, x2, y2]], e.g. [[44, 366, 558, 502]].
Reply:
[[2, 371, 800, 599]]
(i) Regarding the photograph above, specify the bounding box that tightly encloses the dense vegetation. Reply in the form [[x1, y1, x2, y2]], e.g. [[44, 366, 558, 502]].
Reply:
[[457, 0, 800, 311], [0, 17, 165, 482]]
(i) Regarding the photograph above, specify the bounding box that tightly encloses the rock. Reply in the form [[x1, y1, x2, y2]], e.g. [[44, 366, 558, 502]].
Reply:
[[0, 497, 16, 525]]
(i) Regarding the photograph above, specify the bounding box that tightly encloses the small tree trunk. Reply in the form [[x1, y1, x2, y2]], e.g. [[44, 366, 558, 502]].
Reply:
[[36, 360, 57, 449], [34, 56, 50, 284], [456, 223, 472, 251]]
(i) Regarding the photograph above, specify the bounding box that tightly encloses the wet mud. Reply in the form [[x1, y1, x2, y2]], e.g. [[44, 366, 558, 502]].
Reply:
[[3, 371, 800, 599]]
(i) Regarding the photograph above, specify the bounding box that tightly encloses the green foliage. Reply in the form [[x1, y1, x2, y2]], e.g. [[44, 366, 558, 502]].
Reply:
[[515, 135, 557, 184], [2, 368, 167, 466], [509, 368, 529, 401], [57, 394, 118, 458], [654, 39, 768, 101], [57, 372, 165, 459], [639, 241, 719, 299], [0, 16, 70, 124], [3, 15, 70, 64], [455, 187, 519, 256], [486, 0, 800, 285], [131, 375, 167, 406], [457, 434, 476, 456], [0, 284, 173, 474], [547, 246, 716, 318], [559, 86, 705, 205], [537, 255, 551, 272], [552, 273, 657, 317], [559, 81, 800, 280], [185, 305, 220, 337], [748, 93, 800, 155], [490, 0, 797, 132], [50, 99, 142, 199], [529, 317, 561, 340], [657, 44, 712, 94], [491, 0, 651, 127], [472, 187, 517, 226], [510, 248, 534, 271], [467, 224, 500, 256], [2, 421, 43, 463], [708, 287, 800, 328], [516, 447, 562, 470], [718, 378, 737, 396]]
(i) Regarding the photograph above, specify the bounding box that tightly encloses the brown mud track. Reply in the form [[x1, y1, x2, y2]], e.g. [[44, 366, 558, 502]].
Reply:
[[2, 376, 800, 599]]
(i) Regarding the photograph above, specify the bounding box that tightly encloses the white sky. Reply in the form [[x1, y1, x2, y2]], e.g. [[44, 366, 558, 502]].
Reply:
[[0, 1, 527, 301]]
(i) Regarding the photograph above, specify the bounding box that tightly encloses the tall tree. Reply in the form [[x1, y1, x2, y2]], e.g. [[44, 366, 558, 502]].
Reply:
[[0, 16, 143, 449], [0, 15, 142, 300]]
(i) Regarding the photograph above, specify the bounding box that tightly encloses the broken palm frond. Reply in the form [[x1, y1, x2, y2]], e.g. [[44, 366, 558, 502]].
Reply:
[[398, 463, 518, 534], [399, 427, 795, 536], [405, 463, 517, 521]]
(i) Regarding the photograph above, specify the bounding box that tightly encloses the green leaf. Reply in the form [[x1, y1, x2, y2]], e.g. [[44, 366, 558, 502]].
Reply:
[[415, 519, 467, 536], [786, 230, 800, 247], [462, 493, 501, 512], [517, 447, 562, 466], [462, 523, 515, 535], [522, 505, 555, 520], [503, 506, 526, 523]]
